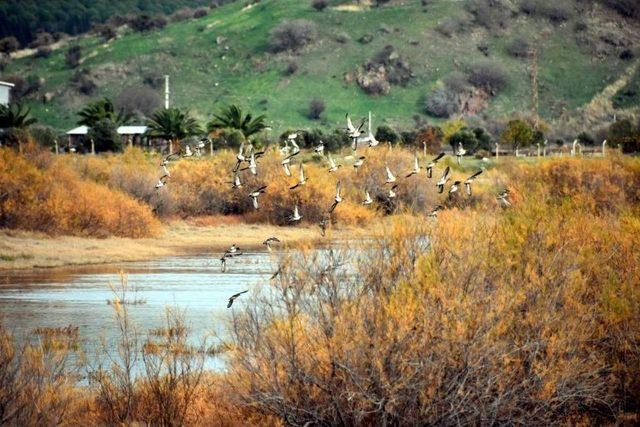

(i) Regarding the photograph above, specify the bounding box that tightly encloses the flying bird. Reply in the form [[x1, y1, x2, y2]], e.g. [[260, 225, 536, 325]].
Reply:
[[328, 181, 342, 213], [228, 173, 242, 189], [327, 154, 342, 173], [428, 205, 444, 218], [249, 186, 267, 210], [161, 164, 171, 177], [225, 244, 241, 256], [240, 153, 258, 175], [463, 170, 483, 196], [289, 204, 302, 222], [353, 156, 366, 171], [362, 190, 373, 205], [263, 237, 281, 252], [155, 176, 167, 190], [455, 142, 466, 165], [436, 166, 451, 194], [406, 154, 420, 178], [388, 184, 398, 199], [385, 165, 397, 185], [318, 216, 328, 237], [497, 189, 511, 207], [227, 290, 248, 308], [289, 163, 308, 190], [233, 142, 246, 172], [426, 153, 445, 178], [448, 181, 461, 199], [314, 141, 325, 155], [183, 145, 193, 158]]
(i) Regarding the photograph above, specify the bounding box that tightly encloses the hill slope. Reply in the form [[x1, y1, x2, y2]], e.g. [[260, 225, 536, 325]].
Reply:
[[2, 0, 640, 135]]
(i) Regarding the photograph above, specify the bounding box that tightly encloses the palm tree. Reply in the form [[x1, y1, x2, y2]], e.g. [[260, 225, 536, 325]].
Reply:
[[207, 105, 267, 139], [146, 107, 202, 152], [77, 98, 133, 128], [0, 103, 37, 129]]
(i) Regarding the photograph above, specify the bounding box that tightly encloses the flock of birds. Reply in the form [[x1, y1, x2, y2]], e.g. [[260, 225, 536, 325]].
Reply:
[[153, 113, 512, 308]]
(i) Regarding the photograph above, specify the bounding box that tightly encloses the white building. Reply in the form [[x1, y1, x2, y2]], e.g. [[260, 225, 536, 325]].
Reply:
[[0, 81, 15, 106]]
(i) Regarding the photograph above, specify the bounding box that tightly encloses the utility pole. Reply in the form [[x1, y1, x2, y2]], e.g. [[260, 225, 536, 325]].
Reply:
[[164, 75, 170, 110]]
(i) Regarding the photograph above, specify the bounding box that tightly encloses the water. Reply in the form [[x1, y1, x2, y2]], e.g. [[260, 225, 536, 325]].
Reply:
[[0, 252, 278, 370]]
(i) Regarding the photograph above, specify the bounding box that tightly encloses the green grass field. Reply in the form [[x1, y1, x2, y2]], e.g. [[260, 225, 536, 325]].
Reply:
[[3, 0, 637, 133]]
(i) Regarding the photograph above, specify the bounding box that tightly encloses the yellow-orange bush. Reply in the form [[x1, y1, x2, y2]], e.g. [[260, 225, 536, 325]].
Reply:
[[0, 148, 159, 237], [225, 155, 640, 424]]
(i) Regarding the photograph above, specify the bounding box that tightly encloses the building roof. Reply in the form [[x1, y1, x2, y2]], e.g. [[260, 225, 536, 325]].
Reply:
[[66, 125, 89, 135], [0, 81, 15, 88], [117, 125, 148, 135]]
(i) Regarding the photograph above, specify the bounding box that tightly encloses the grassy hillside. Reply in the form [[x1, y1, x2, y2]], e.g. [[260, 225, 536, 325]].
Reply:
[[3, 0, 640, 134]]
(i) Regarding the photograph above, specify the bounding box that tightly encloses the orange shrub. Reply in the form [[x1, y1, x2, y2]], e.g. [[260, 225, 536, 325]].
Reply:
[[0, 148, 159, 237]]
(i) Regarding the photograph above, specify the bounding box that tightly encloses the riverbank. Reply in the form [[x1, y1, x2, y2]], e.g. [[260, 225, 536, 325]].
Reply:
[[0, 218, 333, 270]]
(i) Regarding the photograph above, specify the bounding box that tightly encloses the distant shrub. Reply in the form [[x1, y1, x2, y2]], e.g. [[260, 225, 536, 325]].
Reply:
[[601, 0, 640, 19], [375, 125, 399, 143], [268, 19, 318, 53], [171, 7, 194, 22], [465, 60, 508, 94], [193, 7, 209, 18], [436, 16, 468, 37], [128, 14, 167, 32], [65, 45, 81, 68], [34, 46, 52, 58], [312, 0, 328, 11], [520, 0, 573, 22], [506, 36, 530, 58], [28, 31, 54, 49], [3, 75, 41, 101], [70, 69, 97, 95], [358, 33, 374, 44], [0, 36, 20, 54], [466, 0, 509, 29], [29, 126, 59, 149], [612, 69, 640, 109], [619, 48, 634, 60], [335, 32, 350, 44], [87, 119, 122, 152], [115, 86, 161, 118], [93, 23, 117, 41], [423, 85, 459, 118], [283, 60, 299, 76], [307, 98, 325, 120], [443, 71, 471, 94]]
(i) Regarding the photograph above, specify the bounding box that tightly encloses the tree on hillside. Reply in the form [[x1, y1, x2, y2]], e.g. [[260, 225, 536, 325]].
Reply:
[[500, 119, 534, 152], [207, 105, 267, 139], [146, 107, 202, 153], [77, 98, 133, 128]]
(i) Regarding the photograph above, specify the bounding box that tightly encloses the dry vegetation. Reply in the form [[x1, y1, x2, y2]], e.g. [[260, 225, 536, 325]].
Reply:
[[1, 154, 639, 424]]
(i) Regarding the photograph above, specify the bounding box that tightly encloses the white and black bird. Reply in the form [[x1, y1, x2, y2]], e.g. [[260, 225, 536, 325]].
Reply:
[[233, 142, 246, 172], [362, 190, 373, 205], [241, 153, 258, 175], [263, 237, 281, 252], [406, 154, 420, 178], [183, 145, 193, 158], [388, 184, 398, 199], [463, 170, 483, 196], [161, 164, 171, 177], [281, 156, 294, 177], [328, 181, 342, 213], [327, 154, 342, 173], [448, 180, 461, 199], [455, 142, 466, 165], [353, 156, 366, 171], [227, 290, 248, 308], [289, 163, 308, 190], [426, 152, 445, 178], [289, 204, 302, 222], [385, 165, 397, 185], [365, 112, 379, 147], [155, 176, 168, 190], [220, 254, 228, 272], [249, 186, 267, 210], [497, 189, 511, 207], [346, 114, 366, 150], [436, 166, 451, 194], [314, 141, 325, 155], [225, 244, 241, 256], [428, 205, 444, 218], [318, 216, 328, 237], [228, 173, 242, 189]]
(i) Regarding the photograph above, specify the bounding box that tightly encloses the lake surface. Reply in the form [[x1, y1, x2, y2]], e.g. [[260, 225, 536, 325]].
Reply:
[[0, 251, 278, 369]]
